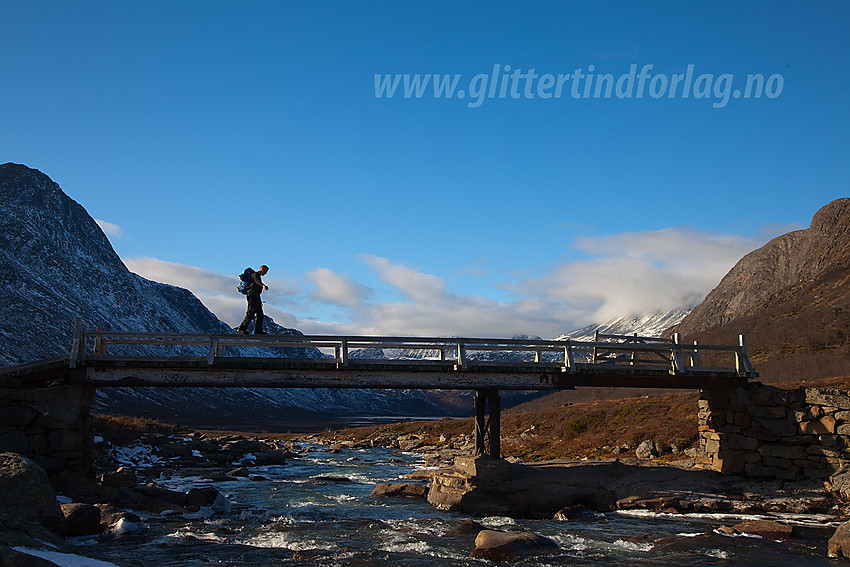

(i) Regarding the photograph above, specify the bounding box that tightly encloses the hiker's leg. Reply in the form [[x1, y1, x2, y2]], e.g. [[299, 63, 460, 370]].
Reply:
[[255, 302, 265, 333], [238, 298, 257, 332], [237, 311, 251, 332]]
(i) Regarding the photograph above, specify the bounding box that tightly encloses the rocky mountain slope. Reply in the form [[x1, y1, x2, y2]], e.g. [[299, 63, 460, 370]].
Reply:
[[0, 164, 239, 364], [671, 198, 850, 384], [0, 164, 456, 428]]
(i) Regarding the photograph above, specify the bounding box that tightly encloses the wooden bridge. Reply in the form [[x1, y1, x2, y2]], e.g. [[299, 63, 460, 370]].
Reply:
[[4, 319, 756, 459]]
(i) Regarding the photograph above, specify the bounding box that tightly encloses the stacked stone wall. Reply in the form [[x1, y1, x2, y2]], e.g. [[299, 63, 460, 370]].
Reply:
[[0, 380, 95, 478], [699, 383, 850, 480]]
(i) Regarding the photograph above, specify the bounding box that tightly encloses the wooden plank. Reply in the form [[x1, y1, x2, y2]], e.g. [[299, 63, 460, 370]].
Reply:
[[77, 358, 747, 389]]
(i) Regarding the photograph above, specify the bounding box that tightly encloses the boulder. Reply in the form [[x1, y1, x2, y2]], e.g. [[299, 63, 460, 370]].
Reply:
[[470, 530, 559, 561], [252, 450, 288, 466], [726, 519, 793, 540], [98, 467, 138, 488], [60, 503, 102, 536], [211, 492, 232, 514], [444, 519, 487, 536], [110, 515, 143, 535], [369, 483, 428, 499], [553, 504, 591, 521], [95, 505, 141, 527], [829, 467, 850, 501], [186, 487, 221, 509], [0, 453, 66, 536], [635, 440, 659, 460], [829, 521, 850, 558], [153, 487, 189, 508]]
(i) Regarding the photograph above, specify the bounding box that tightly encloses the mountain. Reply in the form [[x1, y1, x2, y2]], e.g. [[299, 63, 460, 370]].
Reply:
[[557, 308, 692, 342], [0, 163, 239, 364], [671, 198, 850, 384], [0, 163, 457, 428]]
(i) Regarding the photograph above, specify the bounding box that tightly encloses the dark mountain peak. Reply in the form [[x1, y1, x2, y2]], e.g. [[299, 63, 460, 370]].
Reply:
[[0, 163, 65, 202], [0, 164, 229, 364], [0, 162, 43, 180], [0, 163, 124, 286], [810, 197, 850, 238]]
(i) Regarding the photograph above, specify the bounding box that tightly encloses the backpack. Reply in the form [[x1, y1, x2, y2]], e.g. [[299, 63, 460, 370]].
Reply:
[[237, 267, 255, 295]]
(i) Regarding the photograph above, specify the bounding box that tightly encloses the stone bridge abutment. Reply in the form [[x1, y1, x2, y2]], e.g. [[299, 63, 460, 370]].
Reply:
[[0, 377, 96, 480], [699, 383, 850, 480]]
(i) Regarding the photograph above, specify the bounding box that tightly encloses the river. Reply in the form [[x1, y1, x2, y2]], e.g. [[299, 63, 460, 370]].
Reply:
[[69, 442, 839, 566]]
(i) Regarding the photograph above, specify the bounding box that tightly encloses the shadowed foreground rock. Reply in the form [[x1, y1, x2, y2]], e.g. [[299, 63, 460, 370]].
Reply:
[[0, 453, 66, 536], [60, 502, 102, 537], [470, 530, 558, 561]]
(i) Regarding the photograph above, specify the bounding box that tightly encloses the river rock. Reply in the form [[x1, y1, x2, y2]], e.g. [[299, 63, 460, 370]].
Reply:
[[186, 487, 221, 509], [553, 504, 591, 521], [95, 505, 142, 526], [721, 519, 793, 540], [99, 467, 138, 488], [470, 530, 558, 561], [829, 467, 850, 501], [60, 502, 102, 536], [635, 440, 659, 460], [370, 482, 428, 499], [829, 521, 850, 558], [0, 452, 66, 536], [211, 492, 233, 514], [444, 519, 487, 536], [155, 486, 189, 508], [110, 515, 143, 536], [252, 450, 288, 466], [429, 458, 618, 518], [428, 457, 833, 519]]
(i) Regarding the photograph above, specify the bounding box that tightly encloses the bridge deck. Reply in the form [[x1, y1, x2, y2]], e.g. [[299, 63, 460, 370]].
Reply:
[[2, 321, 755, 391]]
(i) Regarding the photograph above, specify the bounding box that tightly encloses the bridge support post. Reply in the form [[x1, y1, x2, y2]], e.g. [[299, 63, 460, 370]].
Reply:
[[474, 390, 486, 456], [473, 389, 501, 459]]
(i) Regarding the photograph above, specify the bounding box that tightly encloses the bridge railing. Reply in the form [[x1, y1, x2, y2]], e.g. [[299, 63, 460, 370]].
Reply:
[[68, 318, 757, 377]]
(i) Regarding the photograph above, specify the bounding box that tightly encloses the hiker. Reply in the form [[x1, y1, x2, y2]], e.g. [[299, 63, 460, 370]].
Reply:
[[237, 264, 269, 335]]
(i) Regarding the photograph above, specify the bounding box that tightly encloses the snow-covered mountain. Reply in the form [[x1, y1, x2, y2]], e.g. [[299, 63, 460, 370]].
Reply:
[[0, 164, 455, 428], [556, 308, 692, 342]]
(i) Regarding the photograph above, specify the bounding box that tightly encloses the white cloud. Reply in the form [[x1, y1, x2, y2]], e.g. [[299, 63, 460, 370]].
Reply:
[[301, 256, 579, 338], [360, 254, 446, 302], [518, 228, 763, 323], [95, 219, 123, 237], [121, 226, 775, 340], [306, 267, 372, 306]]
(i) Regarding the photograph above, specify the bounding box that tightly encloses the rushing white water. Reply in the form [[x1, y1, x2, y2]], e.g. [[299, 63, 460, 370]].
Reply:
[[75, 444, 839, 566]]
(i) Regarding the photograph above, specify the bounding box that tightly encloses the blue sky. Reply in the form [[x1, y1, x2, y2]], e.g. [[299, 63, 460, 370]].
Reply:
[[3, 1, 848, 338]]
